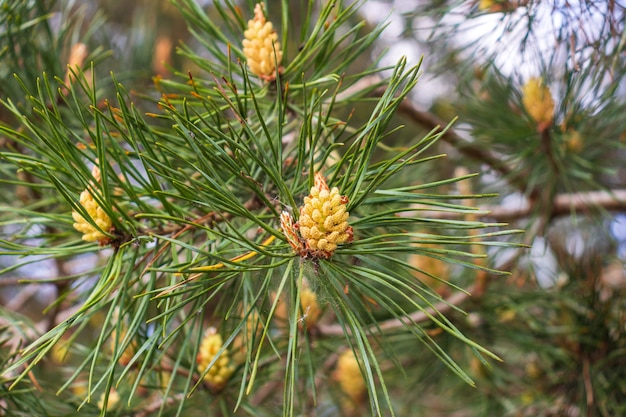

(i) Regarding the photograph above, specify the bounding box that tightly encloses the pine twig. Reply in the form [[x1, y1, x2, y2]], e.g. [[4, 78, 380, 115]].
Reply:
[[336, 75, 525, 193], [317, 284, 476, 337], [407, 189, 626, 221]]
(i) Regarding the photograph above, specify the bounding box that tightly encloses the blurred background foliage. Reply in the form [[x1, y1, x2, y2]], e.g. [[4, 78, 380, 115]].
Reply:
[[0, 0, 625, 416]]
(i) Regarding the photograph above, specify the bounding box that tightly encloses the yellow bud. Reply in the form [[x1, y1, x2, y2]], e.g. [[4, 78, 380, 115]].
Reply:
[[232, 307, 262, 363], [299, 287, 321, 327], [50, 341, 70, 363], [97, 388, 120, 411], [298, 173, 352, 259], [478, 0, 513, 12], [478, 0, 495, 10], [272, 281, 322, 330], [197, 327, 235, 392], [242, 3, 283, 81], [334, 349, 366, 406], [521, 77, 555, 130], [564, 129, 583, 153], [408, 242, 449, 290], [62, 43, 89, 96], [72, 166, 113, 243], [111, 328, 136, 367]]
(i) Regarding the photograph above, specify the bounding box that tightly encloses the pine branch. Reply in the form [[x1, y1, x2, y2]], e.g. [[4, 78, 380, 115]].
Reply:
[[317, 284, 477, 337], [415, 189, 626, 221], [336, 75, 526, 193]]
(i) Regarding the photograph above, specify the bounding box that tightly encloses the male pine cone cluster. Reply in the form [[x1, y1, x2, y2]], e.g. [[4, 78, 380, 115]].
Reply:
[[243, 3, 283, 81], [281, 173, 352, 259], [196, 327, 235, 392], [72, 166, 113, 244], [334, 349, 366, 408], [521, 77, 555, 132]]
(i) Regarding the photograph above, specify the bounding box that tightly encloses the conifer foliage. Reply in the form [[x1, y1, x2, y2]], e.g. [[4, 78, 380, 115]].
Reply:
[[3, 1, 624, 417]]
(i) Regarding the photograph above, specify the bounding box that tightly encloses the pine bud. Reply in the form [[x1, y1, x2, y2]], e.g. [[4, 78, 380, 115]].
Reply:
[[280, 211, 305, 256], [298, 173, 352, 259], [72, 166, 113, 244], [334, 349, 366, 406], [242, 3, 283, 81], [232, 307, 262, 363], [299, 287, 321, 327], [62, 43, 88, 96], [521, 77, 555, 131], [97, 388, 120, 411], [564, 129, 583, 153], [274, 283, 322, 329], [196, 327, 235, 392], [478, 0, 515, 13]]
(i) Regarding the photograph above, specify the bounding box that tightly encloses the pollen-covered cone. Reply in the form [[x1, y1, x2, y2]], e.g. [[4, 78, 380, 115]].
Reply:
[[299, 287, 321, 327], [334, 349, 366, 406], [298, 173, 351, 258], [196, 328, 235, 392], [273, 284, 321, 329], [242, 3, 283, 81], [72, 169, 112, 243], [232, 307, 261, 363], [521, 77, 555, 130], [98, 389, 120, 411]]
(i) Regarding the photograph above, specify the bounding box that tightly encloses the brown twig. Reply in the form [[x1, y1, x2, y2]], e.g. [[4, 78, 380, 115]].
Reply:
[[335, 75, 528, 194], [317, 284, 476, 337], [133, 393, 186, 417], [0, 276, 29, 287], [405, 189, 626, 222], [135, 195, 264, 278]]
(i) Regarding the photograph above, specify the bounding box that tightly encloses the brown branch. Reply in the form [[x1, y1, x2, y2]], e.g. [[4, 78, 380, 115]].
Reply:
[[133, 393, 185, 417], [335, 75, 527, 194], [317, 284, 476, 337], [0, 276, 29, 286], [405, 189, 626, 222], [317, 243, 526, 338]]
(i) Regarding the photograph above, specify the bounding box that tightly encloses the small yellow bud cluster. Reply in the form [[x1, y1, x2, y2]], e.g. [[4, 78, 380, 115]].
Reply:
[[232, 307, 262, 363], [299, 286, 322, 327], [478, 0, 513, 13], [521, 77, 555, 131], [242, 3, 283, 82], [334, 349, 366, 407], [72, 166, 113, 244], [280, 173, 352, 259], [97, 388, 120, 411], [50, 340, 70, 364], [196, 327, 235, 392], [298, 173, 352, 258], [564, 129, 583, 153], [273, 280, 322, 329], [112, 329, 136, 367]]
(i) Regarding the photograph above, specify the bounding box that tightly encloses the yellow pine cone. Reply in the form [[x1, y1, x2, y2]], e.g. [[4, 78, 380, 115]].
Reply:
[[273, 284, 322, 329], [242, 3, 283, 81], [97, 388, 120, 411], [72, 166, 113, 243], [298, 173, 352, 259], [299, 287, 321, 327], [521, 77, 555, 130], [50, 340, 70, 363], [478, 0, 512, 12], [232, 307, 262, 363], [564, 129, 583, 153], [334, 349, 366, 406], [111, 329, 136, 367], [196, 327, 235, 392]]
